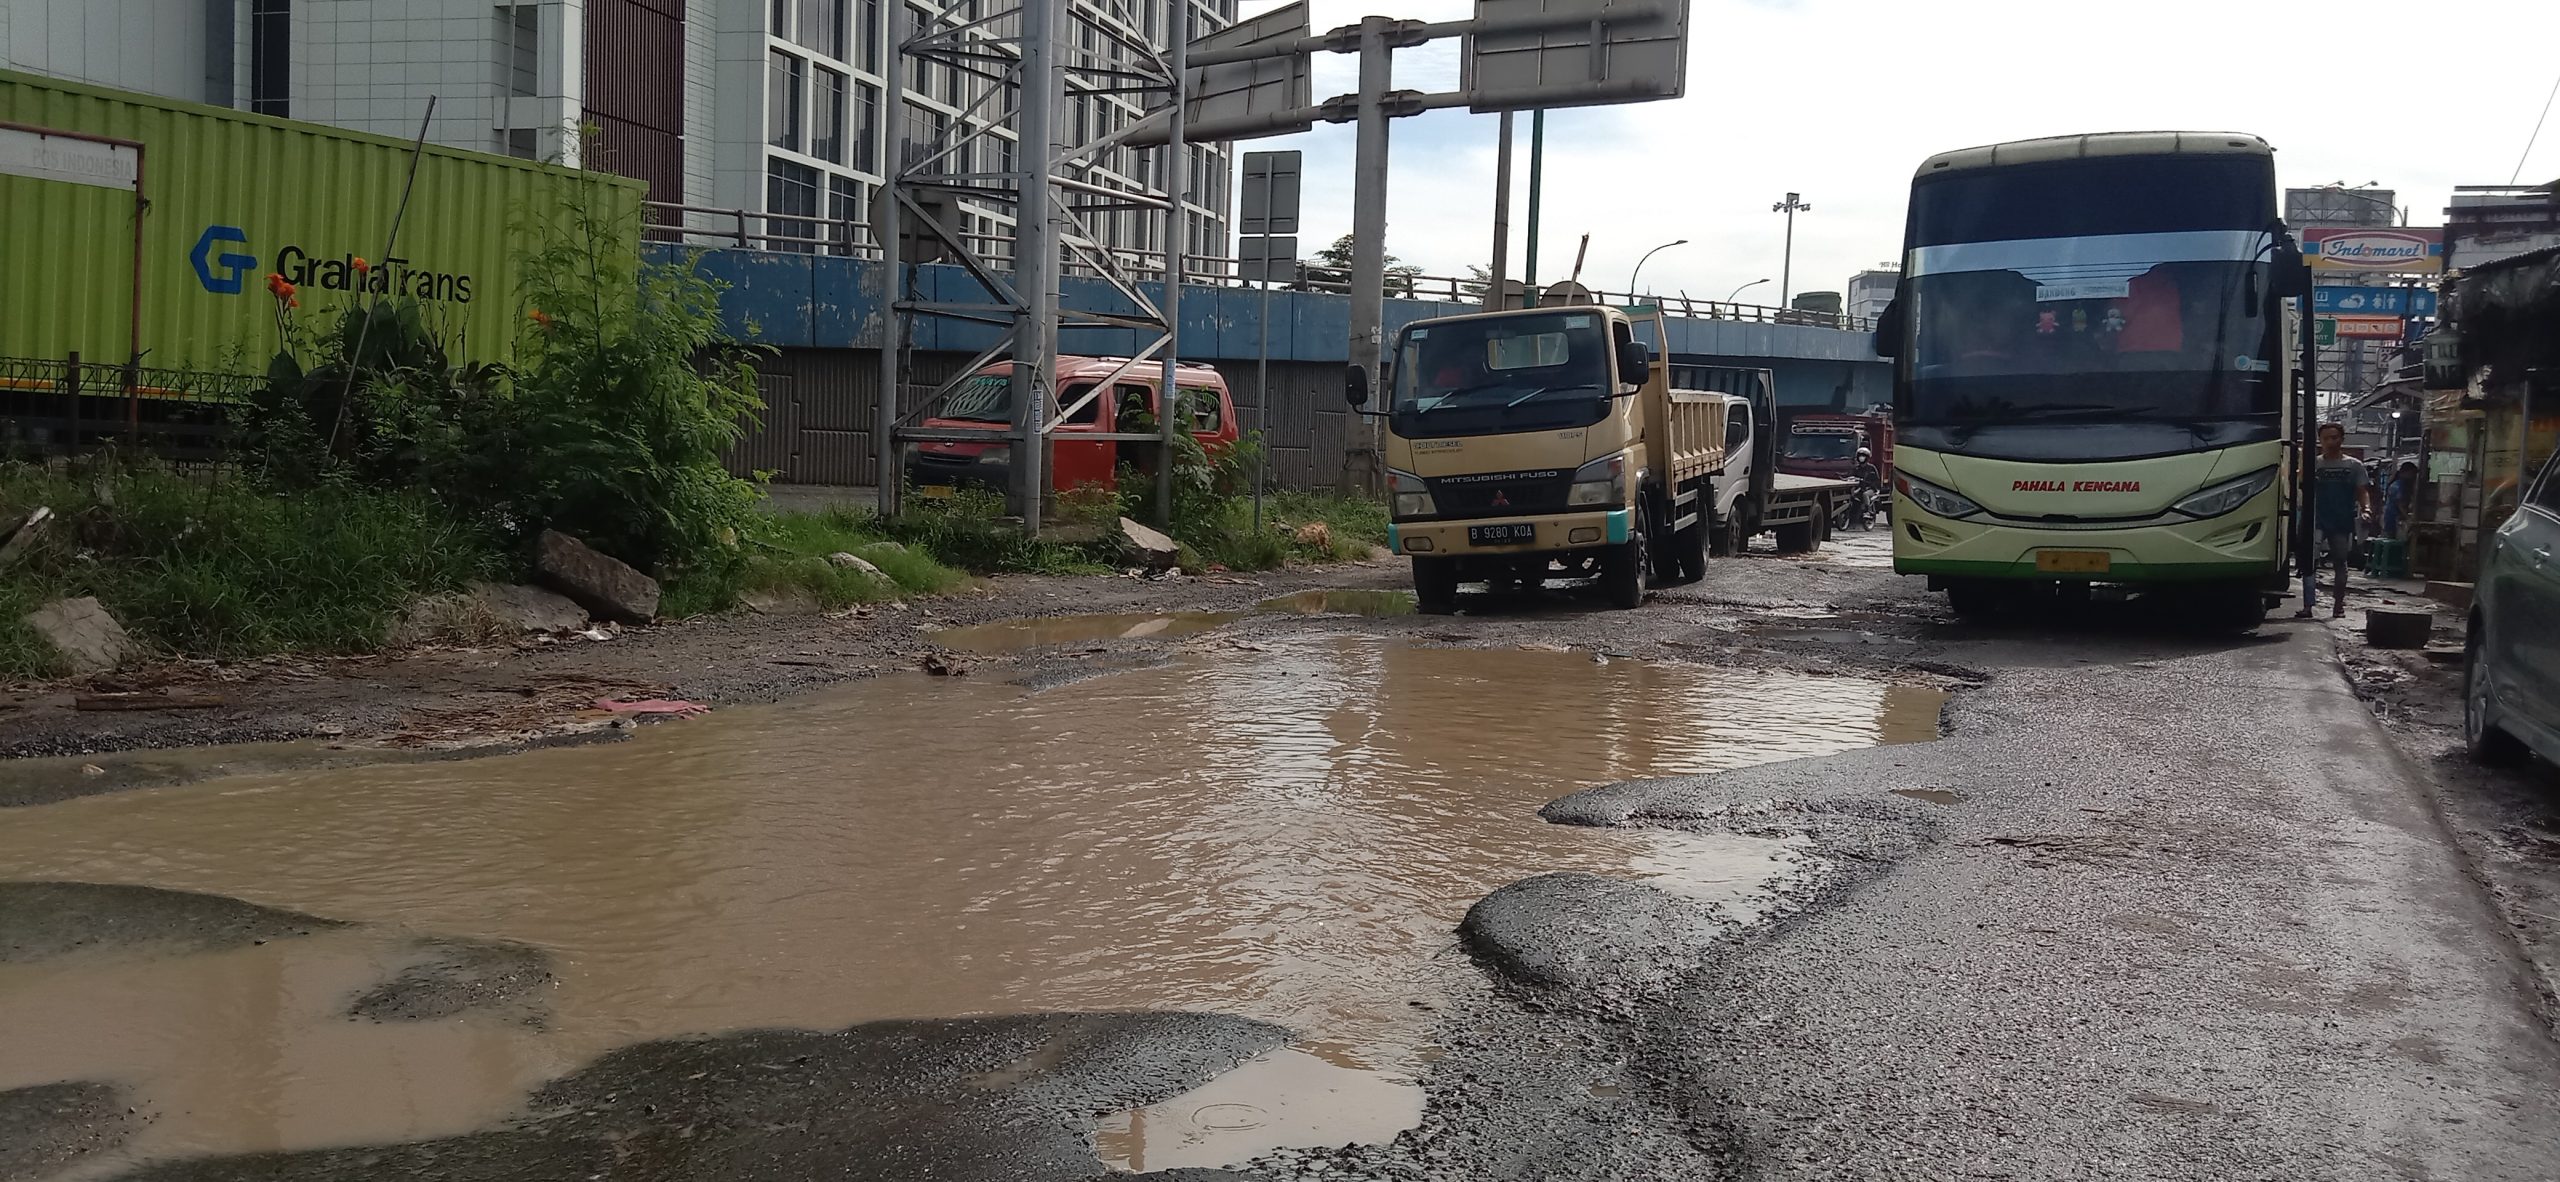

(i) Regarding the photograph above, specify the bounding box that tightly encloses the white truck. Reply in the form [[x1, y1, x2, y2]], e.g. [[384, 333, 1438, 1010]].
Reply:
[[1689, 365, 1854, 557]]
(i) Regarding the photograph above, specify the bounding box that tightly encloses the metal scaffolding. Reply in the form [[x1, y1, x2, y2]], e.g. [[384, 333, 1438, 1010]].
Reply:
[[874, 0, 1195, 530]]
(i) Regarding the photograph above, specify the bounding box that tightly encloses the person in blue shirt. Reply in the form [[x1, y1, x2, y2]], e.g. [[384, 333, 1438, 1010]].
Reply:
[[2383, 461, 2418, 539], [2297, 423, 2372, 620]]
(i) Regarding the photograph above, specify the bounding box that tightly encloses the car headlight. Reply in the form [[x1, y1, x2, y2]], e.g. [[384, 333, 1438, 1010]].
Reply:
[[1568, 453, 1628, 507], [1387, 469, 1437, 519], [1896, 472, 1984, 519], [2170, 466, 2278, 519]]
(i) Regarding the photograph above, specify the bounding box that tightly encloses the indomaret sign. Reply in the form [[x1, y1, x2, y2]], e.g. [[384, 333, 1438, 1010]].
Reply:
[[2303, 227, 2445, 274]]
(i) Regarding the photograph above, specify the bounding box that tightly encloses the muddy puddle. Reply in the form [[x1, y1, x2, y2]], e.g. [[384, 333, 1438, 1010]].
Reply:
[[933, 587, 1414, 653], [0, 633, 1942, 1174]]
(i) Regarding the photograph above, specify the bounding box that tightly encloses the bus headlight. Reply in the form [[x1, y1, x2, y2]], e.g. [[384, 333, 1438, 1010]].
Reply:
[[1568, 453, 1628, 507], [1387, 469, 1436, 519], [1896, 473, 1983, 520], [2170, 466, 2279, 519]]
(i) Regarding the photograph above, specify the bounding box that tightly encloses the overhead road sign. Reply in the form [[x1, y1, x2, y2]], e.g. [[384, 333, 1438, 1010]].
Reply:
[[1462, 0, 1688, 112]]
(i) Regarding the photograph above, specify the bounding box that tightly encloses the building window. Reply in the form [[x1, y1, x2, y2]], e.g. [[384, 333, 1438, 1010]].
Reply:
[[496, 5, 540, 98], [771, 0, 790, 38], [995, 129, 1014, 177], [768, 159, 822, 253], [249, 0, 290, 116], [770, 52, 805, 150], [854, 83, 881, 172], [798, 0, 845, 60], [829, 176, 866, 254], [860, 0, 884, 73], [812, 68, 847, 163], [902, 6, 930, 89]]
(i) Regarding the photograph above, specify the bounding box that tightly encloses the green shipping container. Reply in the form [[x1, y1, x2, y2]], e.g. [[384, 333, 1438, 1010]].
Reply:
[[0, 69, 643, 382]]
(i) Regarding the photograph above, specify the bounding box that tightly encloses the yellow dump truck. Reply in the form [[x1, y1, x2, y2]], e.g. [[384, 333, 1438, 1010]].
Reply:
[[1346, 302, 1846, 613]]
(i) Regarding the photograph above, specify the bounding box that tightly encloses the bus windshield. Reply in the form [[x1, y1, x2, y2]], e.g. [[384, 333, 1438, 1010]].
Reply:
[[1896, 155, 2283, 461], [1389, 311, 1615, 439]]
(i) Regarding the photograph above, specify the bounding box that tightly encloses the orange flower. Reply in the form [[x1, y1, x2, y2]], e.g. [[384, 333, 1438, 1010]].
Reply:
[[528, 309, 554, 329], [288, 296, 301, 309], [266, 273, 295, 300], [351, 256, 371, 272]]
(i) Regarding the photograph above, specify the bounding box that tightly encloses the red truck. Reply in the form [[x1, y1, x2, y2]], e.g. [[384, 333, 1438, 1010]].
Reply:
[[1779, 412, 1893, 525], [1779, 412, 1892, 482]]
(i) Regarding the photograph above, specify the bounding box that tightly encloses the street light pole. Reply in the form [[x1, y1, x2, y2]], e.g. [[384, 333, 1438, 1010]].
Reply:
[[1726, 277, 1770, 303], [1627, 238, 1687, 296], [1772, 192, 1811, 307]]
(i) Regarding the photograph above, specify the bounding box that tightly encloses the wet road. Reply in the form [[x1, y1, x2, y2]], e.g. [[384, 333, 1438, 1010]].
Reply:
[[6, 530, 2559, 1181]]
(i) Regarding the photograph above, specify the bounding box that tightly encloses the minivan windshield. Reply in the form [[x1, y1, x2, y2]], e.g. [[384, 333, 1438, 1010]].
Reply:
[[1388, 311, 1615, 440]]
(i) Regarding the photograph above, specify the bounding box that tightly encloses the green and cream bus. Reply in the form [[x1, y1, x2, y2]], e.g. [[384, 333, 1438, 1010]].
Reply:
[[1875, 132, 2313, 627]]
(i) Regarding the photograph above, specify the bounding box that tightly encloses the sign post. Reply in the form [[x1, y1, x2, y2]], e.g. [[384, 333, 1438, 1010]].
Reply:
[[1239, 149, 1304, 530], [1133, 0, 1692, 487]]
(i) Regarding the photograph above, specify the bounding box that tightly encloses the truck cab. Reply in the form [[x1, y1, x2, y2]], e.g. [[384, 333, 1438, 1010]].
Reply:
[[1351, 302, 1724, 612]]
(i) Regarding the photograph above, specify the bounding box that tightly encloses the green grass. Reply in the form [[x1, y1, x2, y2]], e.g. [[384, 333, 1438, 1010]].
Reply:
[[661, 506, 973, 617], [0, 462, 505, 680]]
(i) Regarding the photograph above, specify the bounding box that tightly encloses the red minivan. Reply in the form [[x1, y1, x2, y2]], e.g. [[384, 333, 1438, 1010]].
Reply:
[[904, 355, 1240, 497]]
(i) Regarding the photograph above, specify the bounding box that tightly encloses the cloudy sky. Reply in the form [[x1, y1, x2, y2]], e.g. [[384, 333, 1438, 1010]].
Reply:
[[1226, 0, 2560, 304]]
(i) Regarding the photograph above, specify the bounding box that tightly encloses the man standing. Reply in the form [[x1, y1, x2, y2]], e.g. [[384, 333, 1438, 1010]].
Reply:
[[2297, 423, 2372, 619]]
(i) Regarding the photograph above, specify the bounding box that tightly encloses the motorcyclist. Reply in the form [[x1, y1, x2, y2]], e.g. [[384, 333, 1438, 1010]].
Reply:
[[1848, 447, 1883, 529]]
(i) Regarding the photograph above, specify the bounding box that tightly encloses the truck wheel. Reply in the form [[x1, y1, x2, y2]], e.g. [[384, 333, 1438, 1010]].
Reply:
[[1672, 496, 1709, 584], [1412, 557, 1459, 615], [1774, 519, 1817, 554], [1649, 493, 1685, 585], [1602, 506, 1650, 609]]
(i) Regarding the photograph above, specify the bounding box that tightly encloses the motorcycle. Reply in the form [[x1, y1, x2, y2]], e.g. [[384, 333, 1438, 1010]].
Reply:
[[1833, 482, 1882, 532]]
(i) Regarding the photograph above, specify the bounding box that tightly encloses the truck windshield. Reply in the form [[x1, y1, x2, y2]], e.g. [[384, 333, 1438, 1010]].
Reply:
[[1895, 154, 2284, 462], [1388, 311, 1614, 439], [1785, 433, 1858, 461]]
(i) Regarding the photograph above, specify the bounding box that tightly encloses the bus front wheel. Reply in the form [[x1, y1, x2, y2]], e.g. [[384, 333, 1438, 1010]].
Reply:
[[1946, 580, 2005, 620]]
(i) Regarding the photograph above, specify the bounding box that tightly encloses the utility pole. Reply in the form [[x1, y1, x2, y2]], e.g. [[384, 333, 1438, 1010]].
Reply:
[[1156, 0, 1188, 527], [1773, 190, 1811, 306], [1524, 109, 1545, 299], [1487, 111, 1513, 308], [1013, 0, 1057, 525]]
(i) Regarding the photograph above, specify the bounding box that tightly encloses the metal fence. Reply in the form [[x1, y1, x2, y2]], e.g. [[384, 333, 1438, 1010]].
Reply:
[[642, 200, 1876, 331], [0, 354, 256, 462]]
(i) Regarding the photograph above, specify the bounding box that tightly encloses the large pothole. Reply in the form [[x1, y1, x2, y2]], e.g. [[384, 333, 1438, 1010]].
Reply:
[[0, 629, 1942, 1174]]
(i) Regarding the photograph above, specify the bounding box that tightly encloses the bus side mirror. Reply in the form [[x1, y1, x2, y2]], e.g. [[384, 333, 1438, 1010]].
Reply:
[[1344, 364, 1370, 409], [1871, 299, 1903, 359], [2272, 234, 2313, 298]]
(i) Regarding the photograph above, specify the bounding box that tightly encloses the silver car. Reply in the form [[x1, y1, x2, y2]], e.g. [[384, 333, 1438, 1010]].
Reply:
[[2468, 446, 2560, 766]]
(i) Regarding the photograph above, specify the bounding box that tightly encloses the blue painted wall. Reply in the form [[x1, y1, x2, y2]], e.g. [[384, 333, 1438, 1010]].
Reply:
[[655, 245, 1885, 409]]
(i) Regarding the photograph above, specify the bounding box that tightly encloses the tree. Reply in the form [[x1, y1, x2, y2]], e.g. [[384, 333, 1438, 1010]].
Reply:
[[1301, 233, 1424, 297], [1458, 264, 1490, 300]]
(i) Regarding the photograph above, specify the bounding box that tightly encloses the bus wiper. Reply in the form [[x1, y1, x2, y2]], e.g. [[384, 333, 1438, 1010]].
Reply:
[[2000, 403, 2125, 420]]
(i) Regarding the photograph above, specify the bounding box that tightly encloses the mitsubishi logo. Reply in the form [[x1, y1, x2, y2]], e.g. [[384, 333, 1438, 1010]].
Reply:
[[1491, 489, 1510, 508]]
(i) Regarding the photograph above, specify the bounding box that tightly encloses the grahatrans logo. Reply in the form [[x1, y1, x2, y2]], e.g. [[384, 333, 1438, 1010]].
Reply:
[[191, 225, 255, 294], [189, 224, 477, 303]]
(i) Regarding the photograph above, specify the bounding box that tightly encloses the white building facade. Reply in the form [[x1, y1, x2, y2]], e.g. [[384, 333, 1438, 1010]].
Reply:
[[5, 0, 1231, 270]]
